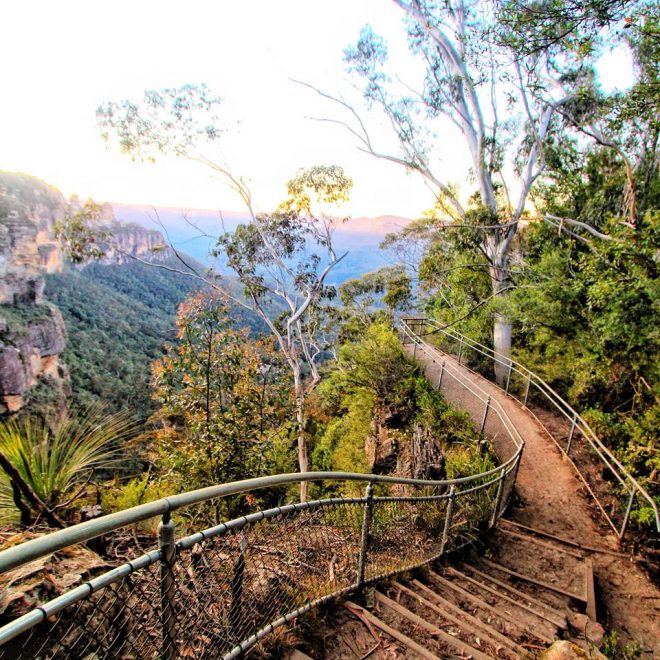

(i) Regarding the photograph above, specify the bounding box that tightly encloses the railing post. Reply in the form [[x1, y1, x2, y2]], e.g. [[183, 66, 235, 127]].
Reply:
[[480, 396, 491, 434], [437, 361, 445, 389], [523, 373, 531, 405], [489, 467, 507, 528], [566, 414, 577, 454], [413, 338, 418, 358], [158, 513, 177, 660], [619, 486, 637, 541], [440, 485, 456, 555], [357, 482, 374, 589], [457, 337, 463, 365], [505, 362, 513, 393]]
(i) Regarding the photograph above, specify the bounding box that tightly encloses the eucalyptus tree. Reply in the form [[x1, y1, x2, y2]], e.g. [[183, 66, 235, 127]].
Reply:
[[306, 0, 619, 380], [98, 87, 352, 500]]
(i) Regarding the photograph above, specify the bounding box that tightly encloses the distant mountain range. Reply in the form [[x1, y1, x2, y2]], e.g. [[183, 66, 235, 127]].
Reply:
[[111, 203, 413, 284]]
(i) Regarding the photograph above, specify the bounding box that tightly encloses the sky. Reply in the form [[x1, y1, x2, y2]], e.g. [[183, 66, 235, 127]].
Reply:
[[1, 1, 634, 219]]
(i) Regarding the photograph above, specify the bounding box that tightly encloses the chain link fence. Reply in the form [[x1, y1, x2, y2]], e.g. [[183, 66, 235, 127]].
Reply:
[[0, 322, 524, 660]]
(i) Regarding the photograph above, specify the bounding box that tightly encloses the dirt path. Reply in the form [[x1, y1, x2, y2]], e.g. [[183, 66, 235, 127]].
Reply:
[[406, 343, 660, 656]]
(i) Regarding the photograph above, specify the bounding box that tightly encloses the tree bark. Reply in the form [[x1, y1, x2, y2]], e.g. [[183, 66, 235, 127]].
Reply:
[[293, 373, 309, 502], [488, 248, 513, 386]]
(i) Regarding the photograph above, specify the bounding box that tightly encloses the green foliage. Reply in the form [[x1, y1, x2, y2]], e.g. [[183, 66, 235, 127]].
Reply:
[[44, 257, 266, 419], [0, 406, 138, 523], [101, 472, 167, 534], [339, 265, 412, 320], [318, 321, 417, 413], [0, 302, 54, 335], [509, 213, 659, 521], [601, 630, 642, 660], [150, 292, 291, 507], [54, 201, 111, 263], [311, 322, 489, 491], [283, 165, 353, 215], [97, 84, 224, 161], [44, 261, 198, 419]]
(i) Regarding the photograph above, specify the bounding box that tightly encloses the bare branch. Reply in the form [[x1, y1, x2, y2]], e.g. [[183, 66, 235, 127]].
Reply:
[[542, 214, 615, 242]]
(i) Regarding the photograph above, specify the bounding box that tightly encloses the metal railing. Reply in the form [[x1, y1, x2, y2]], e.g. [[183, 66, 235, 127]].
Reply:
[[0, 323, 523, 660], [401, 317, 660, 540]]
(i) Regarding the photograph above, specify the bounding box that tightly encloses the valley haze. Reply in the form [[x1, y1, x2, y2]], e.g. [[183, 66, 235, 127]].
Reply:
[[112, 203, 413, 284]]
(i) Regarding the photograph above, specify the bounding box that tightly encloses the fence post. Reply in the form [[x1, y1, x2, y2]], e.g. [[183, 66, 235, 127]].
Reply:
[[489, 468, 507, 528], [357, 482, 374, 589], [457, 337, 463, 365], [566, 414, 577, 454], [505, 362, 513, 393], [523, 373, 531, 405], [158, 513, 177, 660], [619, 485, 637, 541], [440, 485, 456, 555], [480, 396, 491, 434], [437, 361, 445, 389]]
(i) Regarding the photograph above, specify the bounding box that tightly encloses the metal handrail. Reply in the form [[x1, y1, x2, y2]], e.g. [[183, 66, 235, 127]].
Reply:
[[0, 322, 525, 660], [0, 467, 520, 575], [399, 323, 525, 452], [402, 317, 660, 538]]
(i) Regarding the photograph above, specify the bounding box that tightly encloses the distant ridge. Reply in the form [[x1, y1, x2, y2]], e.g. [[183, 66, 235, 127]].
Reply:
[[111, 203, 412, 236]]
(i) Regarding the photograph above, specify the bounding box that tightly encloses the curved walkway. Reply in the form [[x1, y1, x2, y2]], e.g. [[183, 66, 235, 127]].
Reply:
[[406, 343, 660, 657]]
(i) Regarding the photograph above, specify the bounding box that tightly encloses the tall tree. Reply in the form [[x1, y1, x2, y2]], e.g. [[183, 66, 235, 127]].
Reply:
[[152, 292, 289, 510], [305, 0, 619, 380], [98, 88, 352, 499]]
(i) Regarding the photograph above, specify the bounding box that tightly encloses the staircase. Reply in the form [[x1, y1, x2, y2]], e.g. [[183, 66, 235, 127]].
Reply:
[[303, 520, 601, 659]]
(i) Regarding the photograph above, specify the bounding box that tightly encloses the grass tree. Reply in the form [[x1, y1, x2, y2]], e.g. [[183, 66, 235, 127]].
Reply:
[[0, 406, 137, 526]]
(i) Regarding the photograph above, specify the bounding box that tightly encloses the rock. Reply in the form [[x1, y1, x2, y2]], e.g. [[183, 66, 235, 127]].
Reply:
[[0, 172, 65, 305], [567, 611, 606, 647], [0, 171, 173, 414], [0, 346, 26, 395], [3, 395, 24, 413], [541, 640, 607, 660]]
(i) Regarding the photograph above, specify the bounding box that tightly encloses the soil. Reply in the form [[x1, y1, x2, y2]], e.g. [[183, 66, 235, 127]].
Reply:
[[409, 346, 660, 658]]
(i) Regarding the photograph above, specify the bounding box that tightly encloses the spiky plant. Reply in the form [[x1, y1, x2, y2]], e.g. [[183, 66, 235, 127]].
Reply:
[[0, 406, 138, 523]]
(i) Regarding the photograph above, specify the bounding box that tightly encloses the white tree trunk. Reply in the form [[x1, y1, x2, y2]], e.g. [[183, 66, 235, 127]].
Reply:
[[488, 247, 513, 386], [493, 316, 512, 386], [294, 373, 309, 503]]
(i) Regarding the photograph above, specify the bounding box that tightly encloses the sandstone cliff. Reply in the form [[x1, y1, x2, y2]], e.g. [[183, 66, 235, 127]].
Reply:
[[0, 173, 69, 414], [0, 171, 173, 415]]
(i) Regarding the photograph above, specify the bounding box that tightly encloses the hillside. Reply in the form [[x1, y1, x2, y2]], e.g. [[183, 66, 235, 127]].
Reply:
[[44, 257, 266, 419]]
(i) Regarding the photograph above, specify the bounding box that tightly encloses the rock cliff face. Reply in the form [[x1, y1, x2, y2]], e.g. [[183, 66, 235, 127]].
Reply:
[[0, 173, 64, 305], [0, 171, 172, 415], [68, 200, 172, 267], [96, 220, 171, 266], [0, 173, 69, 414]]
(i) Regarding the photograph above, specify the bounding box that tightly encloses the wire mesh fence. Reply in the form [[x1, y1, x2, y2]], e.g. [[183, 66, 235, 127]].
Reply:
[[0, 321, 526, 660], [0, 477, 517, 660]]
